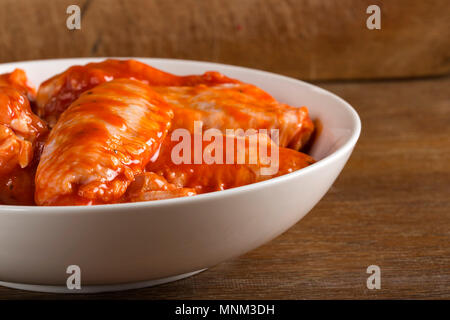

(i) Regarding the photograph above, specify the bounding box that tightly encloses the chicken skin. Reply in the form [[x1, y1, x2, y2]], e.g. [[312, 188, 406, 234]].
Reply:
[[0, 70, 47, 205], [36, 59, 237, 127], [35, 79, 173, 206], [146, 133, 315, 194], [35, 59, 313, 150], [0, 68, 36, 100], [153, 83, 314, 150], [123, 172, 196, 202]]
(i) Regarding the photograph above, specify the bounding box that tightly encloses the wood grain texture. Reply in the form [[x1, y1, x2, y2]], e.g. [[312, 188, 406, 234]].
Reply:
[[0, 0, 449, 80], [0, 75, 449, 299]]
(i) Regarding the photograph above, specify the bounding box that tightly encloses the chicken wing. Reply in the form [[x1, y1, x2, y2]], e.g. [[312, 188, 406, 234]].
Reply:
[[36, 59, 237, 127], [153, 83, 314, 150], [0, 71, 47, 205], [123, 172, 196, 202], [36, 59, 314, 150], [146, 133, 315, 194], [35, 79, 173, 206], [0, 68, 36, 100]]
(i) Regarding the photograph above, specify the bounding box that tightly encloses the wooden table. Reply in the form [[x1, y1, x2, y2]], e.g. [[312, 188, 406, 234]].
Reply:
[[1, 75, 449, 299]]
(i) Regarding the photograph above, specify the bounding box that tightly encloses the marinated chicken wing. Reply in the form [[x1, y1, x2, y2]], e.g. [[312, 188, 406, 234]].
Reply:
[[35, 79, 173, 206], [0, 166, 36, 205], [36, 59, 237, 127], [36, 59, 314, 149], [2, 60, 317, 206], [146, 133, 315, 194], [153, 83, 315, 150], [0, 71, 47, 205], [0, 68, 36, 99], [123, 172, 196, 202]]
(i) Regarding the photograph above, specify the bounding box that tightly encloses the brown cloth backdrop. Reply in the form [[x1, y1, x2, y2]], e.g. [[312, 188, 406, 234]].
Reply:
[[0, 0, 449, 80]]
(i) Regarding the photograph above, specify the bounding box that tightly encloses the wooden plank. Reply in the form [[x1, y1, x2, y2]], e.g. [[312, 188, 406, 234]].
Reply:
[[0, 0, 449, 80]]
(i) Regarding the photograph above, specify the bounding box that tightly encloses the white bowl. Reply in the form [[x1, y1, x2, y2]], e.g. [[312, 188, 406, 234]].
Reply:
[[0, 58, 361, 293]]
